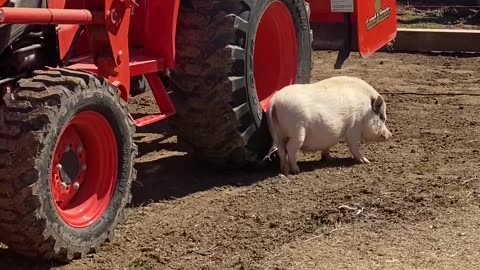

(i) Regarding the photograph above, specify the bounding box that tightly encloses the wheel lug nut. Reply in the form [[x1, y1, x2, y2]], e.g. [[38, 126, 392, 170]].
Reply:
[[77, 145, 83, 153], [56, 164, 62, 170], [72, 182, 80, 190], [64, 145, 70, 152], [81, 164, 87, 171], [61, 182, 68, 190]]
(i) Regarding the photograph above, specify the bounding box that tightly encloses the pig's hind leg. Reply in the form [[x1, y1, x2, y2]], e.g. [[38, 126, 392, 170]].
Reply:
[[286, 127, 306, 174], [277, 142, 289, 175], [345, 128, 370, 164]]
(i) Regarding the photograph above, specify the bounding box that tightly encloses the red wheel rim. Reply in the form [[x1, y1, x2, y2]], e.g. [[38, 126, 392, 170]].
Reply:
[[254, 1, 298, 111], [51, 111, 118, 228]]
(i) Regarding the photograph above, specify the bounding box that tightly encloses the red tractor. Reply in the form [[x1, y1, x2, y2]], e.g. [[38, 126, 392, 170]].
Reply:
[[0, 0, 397, 262]]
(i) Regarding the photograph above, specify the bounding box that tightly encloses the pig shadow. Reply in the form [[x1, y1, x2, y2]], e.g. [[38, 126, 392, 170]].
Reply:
[[297, 157, 358, 173]]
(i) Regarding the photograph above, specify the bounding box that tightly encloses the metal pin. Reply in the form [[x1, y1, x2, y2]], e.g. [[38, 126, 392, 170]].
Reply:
[[72, 182, 80, 190]]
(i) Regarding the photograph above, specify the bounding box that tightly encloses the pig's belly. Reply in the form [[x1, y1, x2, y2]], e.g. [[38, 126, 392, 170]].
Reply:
[[301, 128, 341, 152]]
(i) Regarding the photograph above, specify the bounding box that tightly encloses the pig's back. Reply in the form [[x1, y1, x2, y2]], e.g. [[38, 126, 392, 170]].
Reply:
[[276, 80, 371, 117], [312, 76, 379, 100]]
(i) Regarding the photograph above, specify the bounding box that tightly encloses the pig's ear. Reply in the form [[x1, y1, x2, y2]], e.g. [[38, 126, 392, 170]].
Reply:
[[372, 95, 384, 114]]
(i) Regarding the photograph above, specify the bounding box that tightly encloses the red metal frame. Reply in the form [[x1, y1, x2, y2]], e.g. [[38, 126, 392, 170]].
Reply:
[[306, 0, 397, 57], [307, 0, 349, 23], [355, 0, 397, 57], [144, 0, 179, 68], [0, 7, 103, 24], [50, 0, 92, 59], [67, 49, 165, 76], [0, 2, 133, 98]]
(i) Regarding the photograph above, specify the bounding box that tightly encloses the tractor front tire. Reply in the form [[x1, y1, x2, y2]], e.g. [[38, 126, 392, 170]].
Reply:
[[169, 0, 312, 168], [0, 68, 137, 262]]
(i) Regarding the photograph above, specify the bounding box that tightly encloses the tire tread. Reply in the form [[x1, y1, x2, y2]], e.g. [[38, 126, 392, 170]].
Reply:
[[0, 68, 137, 262]]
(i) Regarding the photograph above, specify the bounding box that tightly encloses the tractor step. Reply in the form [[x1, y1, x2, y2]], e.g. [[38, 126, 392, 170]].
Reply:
[[129, 113, 173, 127], [68, 48, 165, 76], [129, 73, 176, 127]]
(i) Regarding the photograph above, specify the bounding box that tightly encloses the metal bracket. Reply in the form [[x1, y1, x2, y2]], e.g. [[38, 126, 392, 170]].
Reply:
[[334, 13, 353, 70], [262, 146, 278, 162]]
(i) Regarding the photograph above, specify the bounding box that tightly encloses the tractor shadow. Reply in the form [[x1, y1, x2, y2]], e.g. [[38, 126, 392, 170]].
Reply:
[[130, 122, 358, 207], [129, 143, 278, 207], [0, 248, 60, 270]]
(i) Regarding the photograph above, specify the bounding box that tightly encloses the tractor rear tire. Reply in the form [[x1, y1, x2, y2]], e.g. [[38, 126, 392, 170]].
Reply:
[[0, 68, 137, 262], [168, 0, 312, 168]]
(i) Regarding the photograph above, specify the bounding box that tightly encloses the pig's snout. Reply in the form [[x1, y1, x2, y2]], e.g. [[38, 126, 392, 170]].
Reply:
[[380, 128, 392, 141]]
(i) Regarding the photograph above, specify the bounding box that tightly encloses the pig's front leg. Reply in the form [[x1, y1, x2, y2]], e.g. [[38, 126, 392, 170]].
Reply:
[[321, 149, 332, 161], [345, 129, 370, 164]]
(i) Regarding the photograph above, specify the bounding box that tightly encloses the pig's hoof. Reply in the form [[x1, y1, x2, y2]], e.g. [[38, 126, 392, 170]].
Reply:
[[354, 157, 370, 164], [290, 165, 301, 175], [357, 157, 370, 164], [281, 165, 290, 176]]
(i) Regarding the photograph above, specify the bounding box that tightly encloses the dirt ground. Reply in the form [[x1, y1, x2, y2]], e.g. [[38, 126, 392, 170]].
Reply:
[[397, 5, 480, 29], [1, 49, 478, 270]]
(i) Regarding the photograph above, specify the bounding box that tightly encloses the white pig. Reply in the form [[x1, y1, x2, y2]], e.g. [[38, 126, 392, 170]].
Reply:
[[266, 75, 392, 175]]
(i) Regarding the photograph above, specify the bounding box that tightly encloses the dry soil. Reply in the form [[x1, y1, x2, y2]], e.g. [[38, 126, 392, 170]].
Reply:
[[397, 5, 480, 29]]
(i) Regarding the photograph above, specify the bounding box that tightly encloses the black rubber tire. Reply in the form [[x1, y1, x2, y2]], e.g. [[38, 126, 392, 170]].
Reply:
[[168, 0, 313, 169], [0, 68, 137, 262]]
